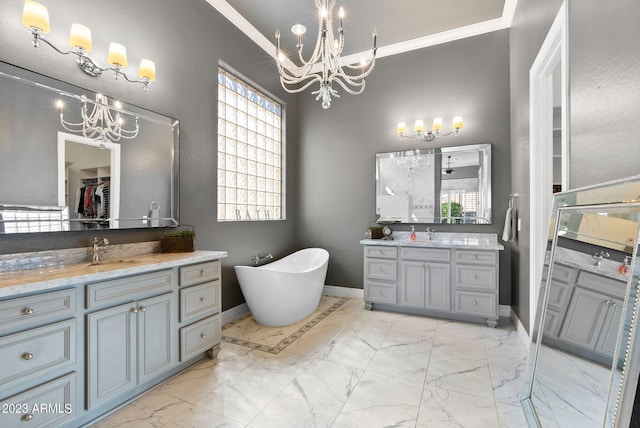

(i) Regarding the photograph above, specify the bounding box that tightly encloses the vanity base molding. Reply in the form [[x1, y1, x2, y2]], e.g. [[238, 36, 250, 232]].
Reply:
[[366, 302, 500, 327]]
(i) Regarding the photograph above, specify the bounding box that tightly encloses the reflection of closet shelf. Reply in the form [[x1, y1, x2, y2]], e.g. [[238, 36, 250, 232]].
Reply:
[[81, 166, 111, 181]]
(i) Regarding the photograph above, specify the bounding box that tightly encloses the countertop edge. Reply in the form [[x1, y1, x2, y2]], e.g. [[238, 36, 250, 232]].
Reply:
[[359, 239, 505, 251]]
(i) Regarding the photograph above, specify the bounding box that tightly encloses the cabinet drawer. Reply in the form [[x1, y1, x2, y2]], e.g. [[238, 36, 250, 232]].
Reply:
[[180, 261, 221, 287], [401, 247, 451, 262], [364, 246, 398, 259], [455, 265, 498, 291], [0, 289, 75, 334], [180, 315, 220, 361], [576, 271, 626, 298], [455, 250, 497, 265], [0, 319, 76, 390], [180, 280, 221, 322], [86, 269, 174, 309], [550, 263, 575, 284], [547, 279, 572, 311], [364, 258, 397, 281], [454, 291, 496, 317], [0, 372, 76, 428], [365, 281, 397, 304]]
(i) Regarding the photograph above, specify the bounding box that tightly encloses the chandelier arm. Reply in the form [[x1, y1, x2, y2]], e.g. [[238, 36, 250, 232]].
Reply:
[[332, 77, 366, 95], [279, 74, 322, 94]]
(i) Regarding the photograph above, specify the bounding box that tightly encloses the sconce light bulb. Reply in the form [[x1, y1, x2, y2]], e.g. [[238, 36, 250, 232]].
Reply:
[[55, 99, 64, 109], [339, 7, 345, 19], [277, 51, 286, 63], [114, 100, 122, 109]]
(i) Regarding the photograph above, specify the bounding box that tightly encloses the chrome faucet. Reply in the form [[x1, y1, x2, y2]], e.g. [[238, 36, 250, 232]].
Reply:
[[426, 227, 436, 240], [251, 253, 273, 265], [592, 250, 610, 267], [92, 237, 109, 264]]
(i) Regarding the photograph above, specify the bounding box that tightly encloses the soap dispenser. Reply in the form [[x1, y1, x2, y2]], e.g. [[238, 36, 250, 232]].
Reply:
[[410, 225, 416, 241]]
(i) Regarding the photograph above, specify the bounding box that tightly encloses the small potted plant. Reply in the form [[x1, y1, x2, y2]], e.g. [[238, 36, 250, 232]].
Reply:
[[368, 222, 385, 239], [161, 225, 196, 252]]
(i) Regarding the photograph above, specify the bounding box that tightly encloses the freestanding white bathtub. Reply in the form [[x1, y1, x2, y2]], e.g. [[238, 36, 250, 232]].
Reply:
[[234, 248, 329, 327]]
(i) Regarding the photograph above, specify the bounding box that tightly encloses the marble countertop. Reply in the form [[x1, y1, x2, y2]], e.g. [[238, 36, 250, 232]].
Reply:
[[360, 232, 504, 251], [548, 246, 628, 280], [0, 250, 228, 298]]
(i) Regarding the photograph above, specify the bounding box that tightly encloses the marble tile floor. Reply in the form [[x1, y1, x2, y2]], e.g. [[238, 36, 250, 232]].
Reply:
[[92, 297, 530, 428]]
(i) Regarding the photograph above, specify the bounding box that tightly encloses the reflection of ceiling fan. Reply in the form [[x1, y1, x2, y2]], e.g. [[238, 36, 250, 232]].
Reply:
[[443, 155, 454, 174]]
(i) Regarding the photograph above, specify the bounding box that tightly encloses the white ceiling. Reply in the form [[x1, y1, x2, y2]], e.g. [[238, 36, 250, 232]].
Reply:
[[207, 0, 517, 63]]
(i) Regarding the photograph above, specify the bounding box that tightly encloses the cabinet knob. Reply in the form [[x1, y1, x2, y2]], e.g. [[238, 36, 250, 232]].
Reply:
[[612, 303, 618, 308], [22, 352, 34, 360], [200, 333, 207, 340], [200, 269, 206, 276], [131, 307, 138, 313], [22, 414, 34, 422], [473, 301, 478, 305], [139, 306, 146, 312], [605, 299, 611, 305], [200, 297, 207, 303], [474, 255, 479, 260], [473, 275, 479, 279], [22, 307, 34, 315]]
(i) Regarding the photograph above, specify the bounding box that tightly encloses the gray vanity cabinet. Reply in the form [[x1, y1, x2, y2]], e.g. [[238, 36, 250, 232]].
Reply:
[[542, 265, 627, 365], [86, 270, 177, 410], [558, 287, 623, 356], [363, 240, 501, 327], [399, 248, 451, 311]]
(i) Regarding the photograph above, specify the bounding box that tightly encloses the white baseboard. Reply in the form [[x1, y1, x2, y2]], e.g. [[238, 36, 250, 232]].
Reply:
[[499, 304, 511, 318], [323, 285, 364, 298], [221, 303, 249, 324]]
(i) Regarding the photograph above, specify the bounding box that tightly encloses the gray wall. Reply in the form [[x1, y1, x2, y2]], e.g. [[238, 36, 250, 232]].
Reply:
[[296, 30, 513, 304], [0, 0, 299, 311], [509, 0, 640, 331]]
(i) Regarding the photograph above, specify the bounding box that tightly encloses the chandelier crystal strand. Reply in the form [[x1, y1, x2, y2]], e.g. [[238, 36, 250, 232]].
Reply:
[[57, 94, 139, 147], [275, 0, 377, 109]]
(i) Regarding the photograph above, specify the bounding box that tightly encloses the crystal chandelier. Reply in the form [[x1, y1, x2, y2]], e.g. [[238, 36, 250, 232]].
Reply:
[[274, 0, 377, 109], [56, 94, 140, 147]]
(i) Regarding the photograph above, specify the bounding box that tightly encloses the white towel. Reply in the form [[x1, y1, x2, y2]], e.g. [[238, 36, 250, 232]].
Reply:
[[502, 207, 515, 242]]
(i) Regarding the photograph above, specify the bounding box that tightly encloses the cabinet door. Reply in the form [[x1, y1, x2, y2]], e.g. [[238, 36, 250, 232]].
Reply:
[[87, 302, 137, 409], [595, 296, 624, 356], [425, 263, 451, 311], [400, 261, 424, 307], [138, 293, 176, 385], [558, 287, 608, 350]]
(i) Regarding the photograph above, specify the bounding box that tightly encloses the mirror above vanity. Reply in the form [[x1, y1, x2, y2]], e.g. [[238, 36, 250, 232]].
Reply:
[[0, 62, 179, 234], [376, 143, 492, 224], [522, 176, 640, 427]]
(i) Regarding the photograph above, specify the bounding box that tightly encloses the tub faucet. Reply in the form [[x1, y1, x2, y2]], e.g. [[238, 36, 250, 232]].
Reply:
[[251, 253, 273, 265], [92, 237, 109, 264], [426, 227, 436, 240], [592, 250, 609, 267]]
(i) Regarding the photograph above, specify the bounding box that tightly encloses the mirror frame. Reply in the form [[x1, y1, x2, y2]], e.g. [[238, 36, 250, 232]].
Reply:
[[375, 143, 492, 224], [521, 175, 640, 427], [0, 61, 180, 233]]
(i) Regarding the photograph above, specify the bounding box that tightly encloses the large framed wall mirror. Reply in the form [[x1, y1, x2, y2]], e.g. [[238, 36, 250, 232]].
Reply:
[[522, 176, 640, 427], [0, 62, 179, 234], [375, 143, 491, 224]]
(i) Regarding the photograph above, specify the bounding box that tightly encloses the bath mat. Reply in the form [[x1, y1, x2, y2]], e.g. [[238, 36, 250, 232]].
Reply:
[[222, 296, 349, 354]]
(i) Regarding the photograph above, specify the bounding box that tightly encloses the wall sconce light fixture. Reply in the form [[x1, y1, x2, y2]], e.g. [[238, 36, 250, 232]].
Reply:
[[397, 116, 463, 142], [21, 0, 156, 91]]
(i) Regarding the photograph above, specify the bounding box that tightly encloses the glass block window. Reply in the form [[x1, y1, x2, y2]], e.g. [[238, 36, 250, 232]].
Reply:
[[217, 67, 284, 221]]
